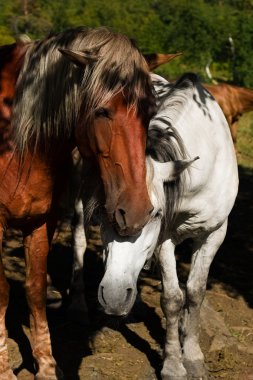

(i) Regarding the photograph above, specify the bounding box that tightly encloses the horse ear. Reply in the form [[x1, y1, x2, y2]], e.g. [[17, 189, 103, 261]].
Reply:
[[152, 156, 199, 182], [144, 53, 182, 71], [58, 48, 98, 66]]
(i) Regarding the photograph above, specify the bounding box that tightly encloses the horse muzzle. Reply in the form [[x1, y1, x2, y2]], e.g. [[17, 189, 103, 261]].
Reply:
[[98, 281, 137, 316], [111, 202, 153, 236]]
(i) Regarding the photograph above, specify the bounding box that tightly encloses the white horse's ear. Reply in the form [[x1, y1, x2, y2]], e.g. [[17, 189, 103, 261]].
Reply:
[[58, 48, 98, 66], [152, 156, 199, 182]]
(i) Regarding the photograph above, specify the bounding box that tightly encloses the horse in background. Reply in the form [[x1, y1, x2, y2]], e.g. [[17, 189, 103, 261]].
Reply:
[[141, 52, 253, 148], [0, 27, 156, 380], [204, 82, 253, 147], [91, 73, 238, 379]]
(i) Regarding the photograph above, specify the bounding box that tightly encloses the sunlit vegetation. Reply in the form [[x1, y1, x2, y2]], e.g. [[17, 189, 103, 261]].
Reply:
[[0, 0, 252, 87]]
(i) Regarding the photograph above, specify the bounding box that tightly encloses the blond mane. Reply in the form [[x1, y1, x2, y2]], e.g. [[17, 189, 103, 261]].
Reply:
[[12, 27, 155, 156]]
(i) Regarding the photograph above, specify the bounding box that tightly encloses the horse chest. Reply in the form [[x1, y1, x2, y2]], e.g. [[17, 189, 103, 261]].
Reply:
[[0, 158, 54, 225], [170, 199, 225, 245]]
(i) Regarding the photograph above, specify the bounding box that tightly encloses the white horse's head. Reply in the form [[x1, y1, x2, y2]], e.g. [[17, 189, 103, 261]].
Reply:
[[98, 156, 197, 316]]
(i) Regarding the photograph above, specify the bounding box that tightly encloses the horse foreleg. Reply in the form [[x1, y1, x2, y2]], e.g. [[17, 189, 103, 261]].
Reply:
[[158, 240, 187, 380], [68, 198, 89, 323], [23, 224, 62, 380], [181, 220, 228, 380], [0, 228, 17, 380]]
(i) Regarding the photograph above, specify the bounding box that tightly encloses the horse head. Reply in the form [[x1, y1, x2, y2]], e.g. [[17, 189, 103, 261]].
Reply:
[[98, 156, 197, 315], [59, 29, 157, 236]]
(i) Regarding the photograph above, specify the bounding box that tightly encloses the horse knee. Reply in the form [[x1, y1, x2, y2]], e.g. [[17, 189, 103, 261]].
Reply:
[[186, 281, 205, 307], [26, 279, 46, 309], [161, 288, 184, 318]]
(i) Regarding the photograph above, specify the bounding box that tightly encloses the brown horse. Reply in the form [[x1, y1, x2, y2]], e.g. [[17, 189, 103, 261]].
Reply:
[[204, 83, 253, 146], [0, 27, 156, 380]]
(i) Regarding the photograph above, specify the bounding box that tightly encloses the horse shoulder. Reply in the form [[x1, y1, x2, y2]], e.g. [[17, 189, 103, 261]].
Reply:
[[170, 86, 238, 241]]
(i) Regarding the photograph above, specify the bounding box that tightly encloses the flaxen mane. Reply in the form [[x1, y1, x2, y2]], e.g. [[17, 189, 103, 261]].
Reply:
[[12, 26, 155, 156]]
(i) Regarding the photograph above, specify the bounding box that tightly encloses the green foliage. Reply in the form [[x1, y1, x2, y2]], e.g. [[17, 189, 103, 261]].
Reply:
[[0, 0, 252, 87], [0, 26, 15, 45], [237, 112, 253, 169], [232, 11, 253, 87]]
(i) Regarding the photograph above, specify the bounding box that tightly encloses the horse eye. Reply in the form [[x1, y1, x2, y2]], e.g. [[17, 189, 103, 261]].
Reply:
[[94, 107, 111, 118], [154, 209, 162, 219]]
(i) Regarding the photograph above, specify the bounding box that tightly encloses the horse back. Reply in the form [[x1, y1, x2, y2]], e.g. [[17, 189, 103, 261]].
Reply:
[[205, 82, 253, 123]]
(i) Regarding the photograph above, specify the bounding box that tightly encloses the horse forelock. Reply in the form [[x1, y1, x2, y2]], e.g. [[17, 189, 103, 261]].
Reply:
[[80, 29, 156, 124], [12, 27, 155, 157]]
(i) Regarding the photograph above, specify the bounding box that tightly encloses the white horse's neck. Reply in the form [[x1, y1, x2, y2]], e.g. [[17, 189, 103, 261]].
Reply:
[[149, 73, 238, 243]]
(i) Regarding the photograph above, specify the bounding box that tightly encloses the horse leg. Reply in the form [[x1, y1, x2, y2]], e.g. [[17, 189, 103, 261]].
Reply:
[[181, 220, 228, 379], [158, 239, 187, 380], [0, 228, 17, 380], [23, 224, 62, 380], [68, 198, 89, 323]]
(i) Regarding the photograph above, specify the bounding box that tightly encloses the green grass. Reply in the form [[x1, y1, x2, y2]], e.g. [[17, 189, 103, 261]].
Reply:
[[237, 111, 253, 169]]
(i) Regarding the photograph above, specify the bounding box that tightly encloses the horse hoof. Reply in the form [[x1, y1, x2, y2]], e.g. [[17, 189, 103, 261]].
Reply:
[[183, 359, 208, 379], [35, 366, 64, 380], [161, 376, 187, 380], [46, 285, 63, 309], [161, 362, 187, 380]]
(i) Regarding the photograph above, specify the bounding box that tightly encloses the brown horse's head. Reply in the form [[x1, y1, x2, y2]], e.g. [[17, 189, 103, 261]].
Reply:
[[60, 29, 157, 235], [76, 91, 155, 235]]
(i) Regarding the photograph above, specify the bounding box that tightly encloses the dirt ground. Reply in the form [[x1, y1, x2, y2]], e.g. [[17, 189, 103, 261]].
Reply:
[[2, 165, 253, 380]]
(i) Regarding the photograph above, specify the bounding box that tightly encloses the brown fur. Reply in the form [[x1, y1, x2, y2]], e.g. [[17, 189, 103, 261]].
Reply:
[[204, 83, 253, 145]]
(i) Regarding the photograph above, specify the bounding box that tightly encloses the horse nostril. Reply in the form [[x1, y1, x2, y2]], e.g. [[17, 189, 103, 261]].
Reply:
[[118, 208, 126, 217], [126, 288, 133, 303], [117, 208, 127, 227]]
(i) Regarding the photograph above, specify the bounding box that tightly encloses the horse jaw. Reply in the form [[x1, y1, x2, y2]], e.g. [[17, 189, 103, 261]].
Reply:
[[98, 218, 161, 316]]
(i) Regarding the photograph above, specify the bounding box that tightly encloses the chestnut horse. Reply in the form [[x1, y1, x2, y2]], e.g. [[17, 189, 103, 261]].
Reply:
[[204, 83, 253, 146], [0, 27, 156, 380]]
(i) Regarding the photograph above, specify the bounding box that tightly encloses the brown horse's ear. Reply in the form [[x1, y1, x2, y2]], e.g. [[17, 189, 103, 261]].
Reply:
[[58, 48, 98, 66], [144, 52, 182, 71]]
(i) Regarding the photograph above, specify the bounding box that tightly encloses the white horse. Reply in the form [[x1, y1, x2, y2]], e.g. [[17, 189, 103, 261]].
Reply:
[[95, 73, 238, 379]]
